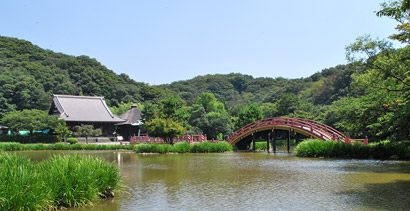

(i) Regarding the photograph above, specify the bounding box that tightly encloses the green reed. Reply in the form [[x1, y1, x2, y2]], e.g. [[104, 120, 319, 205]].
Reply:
[[0, 142, 133, 151], [133, 141, 233, 153], [0, 153, 120, 210], [295, 139, 410, 159]]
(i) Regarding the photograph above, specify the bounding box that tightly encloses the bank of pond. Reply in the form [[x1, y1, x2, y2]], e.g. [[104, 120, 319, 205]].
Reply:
[[295, 139, 410, 160], [0, 140, 409, 159], [0, 153, 120, 210], [0, 141, 234, 153]]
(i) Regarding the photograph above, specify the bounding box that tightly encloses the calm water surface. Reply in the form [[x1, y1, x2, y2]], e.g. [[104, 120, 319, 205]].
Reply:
[[13, 151, 410, 211]]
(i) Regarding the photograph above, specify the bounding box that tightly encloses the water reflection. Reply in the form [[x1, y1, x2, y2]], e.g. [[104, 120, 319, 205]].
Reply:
[[9, 151, 410, 211]]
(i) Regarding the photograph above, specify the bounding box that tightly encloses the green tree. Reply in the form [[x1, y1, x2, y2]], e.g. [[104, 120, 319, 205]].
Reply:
[[145, 118, 186, 145], [159, 96, 190, 127], [376, 0, 410, 44], [276, 93, 300, 116], [236, 103, 264, 129], [54, 121, 71, 141], [341, 1, 410, 141], [141, 102, 159, 123], [195, 92, 225, 113], [261, 102, 278, 118], [1, 109, 64, 135], [188, 93, 233, 139]]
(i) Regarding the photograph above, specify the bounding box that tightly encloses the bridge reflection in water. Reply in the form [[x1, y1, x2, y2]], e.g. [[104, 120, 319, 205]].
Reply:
[[227, 117, 368, 152]]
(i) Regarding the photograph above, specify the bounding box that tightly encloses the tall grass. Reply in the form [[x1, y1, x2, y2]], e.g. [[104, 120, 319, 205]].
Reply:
[[295, 139, 410, 159], [0, 142, 134, 151], [133, 141, 233, 153], [0, 153, 120, 210]]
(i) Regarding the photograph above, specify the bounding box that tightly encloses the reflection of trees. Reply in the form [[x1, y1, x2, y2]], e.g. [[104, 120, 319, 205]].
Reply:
[[338, 180, 410, 210]]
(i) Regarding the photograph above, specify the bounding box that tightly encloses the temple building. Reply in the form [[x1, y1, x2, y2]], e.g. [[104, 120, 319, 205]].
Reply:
[[48, 94, 125, 136], [116, 105, 143, 141]]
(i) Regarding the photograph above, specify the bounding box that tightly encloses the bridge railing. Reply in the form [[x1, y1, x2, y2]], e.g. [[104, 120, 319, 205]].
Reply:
[[228, 117, 347, 144], [345, 137, 368, 145]]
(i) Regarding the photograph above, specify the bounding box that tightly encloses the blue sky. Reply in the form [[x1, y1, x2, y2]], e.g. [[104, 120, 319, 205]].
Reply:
[[1, 0, 399, 85]]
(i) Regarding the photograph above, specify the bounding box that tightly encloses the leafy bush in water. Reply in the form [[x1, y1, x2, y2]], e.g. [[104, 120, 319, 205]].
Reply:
[[0, 142, 134, 151], [295, 139, 410, 159], [133, 141, 233, 153], [0, 153, 120, 210], [173, 142, 191, 153]]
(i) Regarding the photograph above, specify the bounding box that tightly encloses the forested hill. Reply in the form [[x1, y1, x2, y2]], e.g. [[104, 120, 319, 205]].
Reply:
[[0, 35, 359, 113], [159, 65, 362, 107], [0, 36, 163, 113]]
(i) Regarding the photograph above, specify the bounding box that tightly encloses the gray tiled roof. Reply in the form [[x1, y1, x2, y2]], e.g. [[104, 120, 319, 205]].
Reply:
[[117, 105, 142, 125], [49, 95, 125, 123]]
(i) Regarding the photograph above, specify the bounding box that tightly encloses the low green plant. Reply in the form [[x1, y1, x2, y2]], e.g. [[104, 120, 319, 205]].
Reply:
[[0, 134, 58, 144], [133, 141, 233, 153], [0, 142, 134, 151], [0, 153, 120, 210], [172, 142, 191, 153], [295, 139, 410, 159], [67, 138, 78, 144]]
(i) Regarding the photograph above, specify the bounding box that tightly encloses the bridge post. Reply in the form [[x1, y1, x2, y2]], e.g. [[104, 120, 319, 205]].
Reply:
[[287, 129, 291, 153], [273, 130, 277, 153], [295, 133, 299, 145], [252, 134, 256, 152], [267, 132, 270, 153]]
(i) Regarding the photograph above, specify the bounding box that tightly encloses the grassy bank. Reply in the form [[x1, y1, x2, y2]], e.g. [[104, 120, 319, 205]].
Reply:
[[0, 142, 133, 151], [295, 139, 410, 159], [0, 153, 120, 210], [133, 141, 233, 153]]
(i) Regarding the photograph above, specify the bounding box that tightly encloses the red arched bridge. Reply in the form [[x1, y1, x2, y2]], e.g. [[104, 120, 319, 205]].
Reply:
[[227, 117, 367, 151]]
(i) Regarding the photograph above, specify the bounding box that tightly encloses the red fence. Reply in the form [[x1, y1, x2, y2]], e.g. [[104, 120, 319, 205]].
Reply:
[[130, 135, 208, 144]]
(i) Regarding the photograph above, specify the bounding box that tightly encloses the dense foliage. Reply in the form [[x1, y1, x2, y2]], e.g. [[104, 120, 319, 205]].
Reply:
[[0, 153, 120, 210], [0, 36, 161, 114], [0, 134, 58, 144], [0, 142, 133, 151], [133, 141, 233, 153], [145, 118, 186, 145], [295, 139, 410, 159]]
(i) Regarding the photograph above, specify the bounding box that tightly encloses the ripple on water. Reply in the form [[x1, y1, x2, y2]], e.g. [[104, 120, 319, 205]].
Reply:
[[21, 151, 409, 211]]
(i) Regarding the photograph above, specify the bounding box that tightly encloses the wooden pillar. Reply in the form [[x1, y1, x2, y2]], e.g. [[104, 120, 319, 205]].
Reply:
[[287, 129, 291, 153], [295, 133, 300, 145], [267, 132, 270, 153], [252, 134, 256, 152], [273, 130, 277, 153]]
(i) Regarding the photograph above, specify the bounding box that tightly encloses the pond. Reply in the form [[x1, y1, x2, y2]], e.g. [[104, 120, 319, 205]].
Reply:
[[12, 151, 410, 210]]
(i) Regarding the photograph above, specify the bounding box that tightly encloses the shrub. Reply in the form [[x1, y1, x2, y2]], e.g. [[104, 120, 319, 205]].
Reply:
[[133, 141, 233, 153], [0, 134, 58, 144], [295, 139, 410, 159], [173, 142, 191, 153], [0, 154, 120, 210], [67, 138, 78, 144]]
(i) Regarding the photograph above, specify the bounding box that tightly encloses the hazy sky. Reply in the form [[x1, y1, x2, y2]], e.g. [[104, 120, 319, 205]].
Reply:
[[1, 0, 399, 85]]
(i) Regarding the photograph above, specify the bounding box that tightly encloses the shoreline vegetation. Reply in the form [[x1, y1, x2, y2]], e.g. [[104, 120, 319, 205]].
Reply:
[[134, 141, 233, 153], [295, 139, 410, 160], [0, 141, 234, 153], [0, 153, 120, 210], [0, 142, 134, 151]]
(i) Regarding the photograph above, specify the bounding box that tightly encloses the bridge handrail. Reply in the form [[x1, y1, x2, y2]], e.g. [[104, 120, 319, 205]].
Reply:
[[227, 117, 346, 144]]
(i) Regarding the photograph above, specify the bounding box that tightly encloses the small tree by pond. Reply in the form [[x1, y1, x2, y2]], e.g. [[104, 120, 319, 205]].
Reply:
[[1, 109, 68, 136], [72, 125, 102, 144], [145, 118, 186, 145]]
